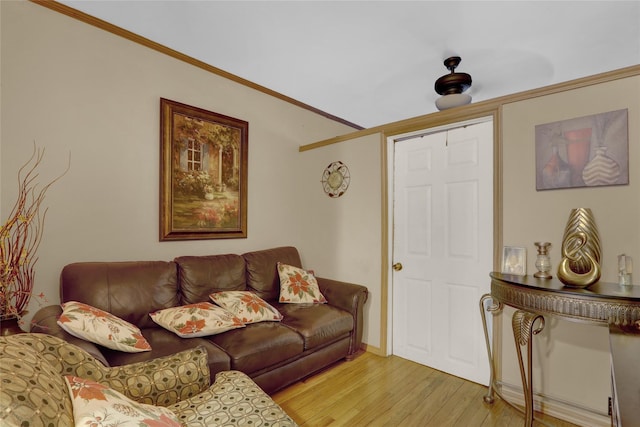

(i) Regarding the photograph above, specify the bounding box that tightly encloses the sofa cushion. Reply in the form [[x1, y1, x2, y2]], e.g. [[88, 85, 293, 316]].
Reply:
[[278, 303, 354, 350], [86, 346, 210, 407], [277, 263, 327, 304], [209, 322, 304, 374], [60, 261, 179, 329], [243, 246, 303, 301], [0, 335, 75, 426], [175, 254, 246, 304], [150, 303, 245, 338], [65, 375, 182, 426], [101, 328, 231, 384], [58, 301, 152, 353], [210, 290, 283, 323]]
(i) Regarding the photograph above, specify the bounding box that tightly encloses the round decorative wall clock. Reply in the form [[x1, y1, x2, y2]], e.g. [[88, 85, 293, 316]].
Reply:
[[321, 161, 350, 198]]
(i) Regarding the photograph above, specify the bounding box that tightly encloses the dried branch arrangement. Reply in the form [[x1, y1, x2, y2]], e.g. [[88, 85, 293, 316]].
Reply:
[[0, 144, 69, 320]]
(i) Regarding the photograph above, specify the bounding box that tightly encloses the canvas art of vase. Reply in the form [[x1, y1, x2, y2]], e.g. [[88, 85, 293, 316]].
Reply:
[[557, 208, 601, 288]]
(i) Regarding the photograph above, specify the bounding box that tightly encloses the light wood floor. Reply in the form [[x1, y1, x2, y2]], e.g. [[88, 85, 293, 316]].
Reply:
[[272, 351, 581, 427]]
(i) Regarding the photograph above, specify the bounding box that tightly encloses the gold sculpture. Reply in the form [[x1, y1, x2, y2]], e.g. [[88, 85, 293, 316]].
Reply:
[[557, 208, 601, 288]]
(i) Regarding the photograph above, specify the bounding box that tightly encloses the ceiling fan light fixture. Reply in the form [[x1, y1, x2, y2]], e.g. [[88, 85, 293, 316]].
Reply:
[[435, 93, 472, 111], [434, 56, 472, 110]]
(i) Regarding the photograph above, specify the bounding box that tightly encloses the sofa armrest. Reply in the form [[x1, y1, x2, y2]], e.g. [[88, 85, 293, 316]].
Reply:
[[316, 277, 368, 355], [30, 304, 110, 366]]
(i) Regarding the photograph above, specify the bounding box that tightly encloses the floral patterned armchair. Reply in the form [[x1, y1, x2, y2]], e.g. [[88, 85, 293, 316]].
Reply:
[[0, 333, 297, 426]]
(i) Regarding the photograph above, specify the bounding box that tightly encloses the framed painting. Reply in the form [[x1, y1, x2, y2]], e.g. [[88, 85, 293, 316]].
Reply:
[[160, 98, 248, 240], [535, 109, 628, 191]]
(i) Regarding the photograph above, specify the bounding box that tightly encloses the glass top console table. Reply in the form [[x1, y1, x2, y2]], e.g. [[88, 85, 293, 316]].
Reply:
[[480, 273, 640, 426]]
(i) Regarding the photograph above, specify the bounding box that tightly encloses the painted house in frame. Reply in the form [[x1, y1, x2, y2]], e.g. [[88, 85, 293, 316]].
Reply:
[[172, 114, 242, 230]]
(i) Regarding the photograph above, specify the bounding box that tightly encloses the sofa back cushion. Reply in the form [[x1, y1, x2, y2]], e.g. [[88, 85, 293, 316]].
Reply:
[[60, 261, 179, 329], [243, 246, 302, 301], [175, 254, 246, 305]]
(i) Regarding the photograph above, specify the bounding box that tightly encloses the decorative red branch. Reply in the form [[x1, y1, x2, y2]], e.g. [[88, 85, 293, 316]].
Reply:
[[0, 144, 69, 320]]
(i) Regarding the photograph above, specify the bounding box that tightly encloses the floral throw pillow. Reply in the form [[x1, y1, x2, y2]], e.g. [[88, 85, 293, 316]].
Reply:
[[57, 301, 151, 353], [210, 291, 283, 323], [277, 262, 327, 304], [65, 375, 181, 427], [149, 302, 245, 338]]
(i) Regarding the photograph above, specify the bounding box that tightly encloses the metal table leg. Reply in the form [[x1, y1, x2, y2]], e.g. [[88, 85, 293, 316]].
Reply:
[[512, 309, 545, 427], [480, 293, 503, 404]]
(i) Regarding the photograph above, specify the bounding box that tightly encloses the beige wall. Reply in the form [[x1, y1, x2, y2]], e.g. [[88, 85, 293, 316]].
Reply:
[[0, 1, 356, 325], [499, 75, 640, 422], [298, 133, 384, 350]]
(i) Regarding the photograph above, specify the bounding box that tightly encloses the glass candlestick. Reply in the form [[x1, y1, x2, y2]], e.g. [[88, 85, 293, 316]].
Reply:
[[618, 254, 633, 286], [534, 242, 552, 279]]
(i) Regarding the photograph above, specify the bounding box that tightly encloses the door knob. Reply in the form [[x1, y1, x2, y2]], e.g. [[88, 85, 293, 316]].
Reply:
[[392, 262, 403, 271]]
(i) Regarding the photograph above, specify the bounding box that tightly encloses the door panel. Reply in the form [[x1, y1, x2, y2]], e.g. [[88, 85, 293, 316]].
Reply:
[[405, 277, 432, 359], [392, 120, 493, 385], [447, 180, 478, 259], [448, 281, 478, 364], [407, 186, 431, 255]]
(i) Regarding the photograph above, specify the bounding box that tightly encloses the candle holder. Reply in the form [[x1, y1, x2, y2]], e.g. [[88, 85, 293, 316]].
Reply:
[[534, 242, 552, 279], [618, 254, 633, 286]]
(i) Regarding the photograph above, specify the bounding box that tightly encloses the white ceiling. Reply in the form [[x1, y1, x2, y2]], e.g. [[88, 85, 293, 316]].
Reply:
[[60, 1, 640, 129]]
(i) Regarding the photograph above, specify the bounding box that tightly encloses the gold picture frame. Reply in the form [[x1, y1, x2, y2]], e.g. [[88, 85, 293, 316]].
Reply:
[[160, 98, 248, 240]]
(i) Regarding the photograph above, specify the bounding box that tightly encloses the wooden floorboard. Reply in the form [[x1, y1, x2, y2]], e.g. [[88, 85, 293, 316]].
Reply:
[[272, 352, 583, 427]]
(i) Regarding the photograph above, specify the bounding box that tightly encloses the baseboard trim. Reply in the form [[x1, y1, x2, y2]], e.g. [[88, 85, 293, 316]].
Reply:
[[497, 381, 610, 427], [362, 343, 385, 356]]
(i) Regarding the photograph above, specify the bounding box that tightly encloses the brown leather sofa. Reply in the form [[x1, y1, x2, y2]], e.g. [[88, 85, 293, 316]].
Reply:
[[31, 246, 368, 394]]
